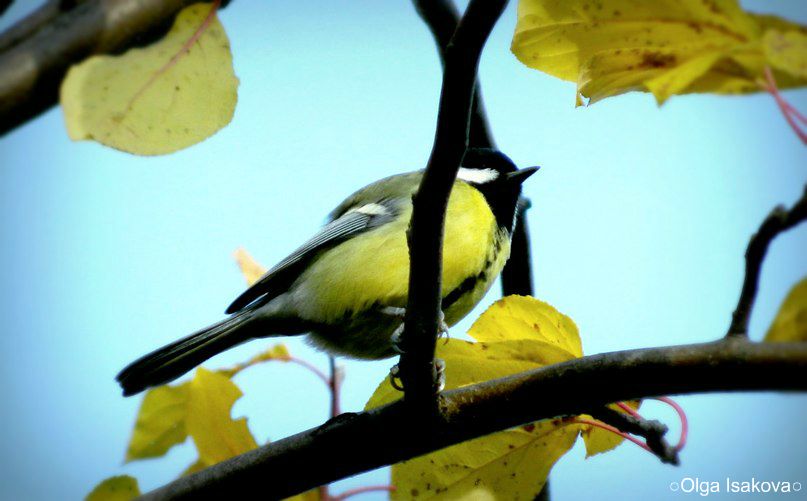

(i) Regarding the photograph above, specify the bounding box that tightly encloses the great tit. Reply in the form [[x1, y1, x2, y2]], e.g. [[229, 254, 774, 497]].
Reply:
[[117, 149, 538, 396]]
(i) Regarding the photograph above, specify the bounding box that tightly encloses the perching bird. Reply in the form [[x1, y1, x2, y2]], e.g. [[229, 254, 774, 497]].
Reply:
[[117, 149, 538, 396]]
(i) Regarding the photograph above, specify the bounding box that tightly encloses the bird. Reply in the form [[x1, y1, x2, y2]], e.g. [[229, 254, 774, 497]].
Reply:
[[116, 148, 538, 396]]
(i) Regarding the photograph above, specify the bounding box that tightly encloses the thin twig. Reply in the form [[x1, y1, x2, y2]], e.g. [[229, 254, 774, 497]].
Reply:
[[654, 396, 688, 452], [727, 184, 807, 337], [329, 356, 342, 418], [331, 485, 396, 500], [759, 67, 807, 144], [567, 417, 658, 457], [590, 406, 678, 465], [286, 357, 330, 386]]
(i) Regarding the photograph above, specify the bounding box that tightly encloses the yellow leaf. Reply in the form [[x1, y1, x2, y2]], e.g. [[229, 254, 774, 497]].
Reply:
[[233, 247, 268, 286], [86, 476, 140, 501], [60, 3, 239, 155], [468, 295, 582, 358], [764, 30, 807, 80], [284, 490, 321, 501], [511, 0, 807, 105], [125, 383, 190, 461], [580, 401, 640, 458], [765, 278, 807, 343], [181, 458, 208, 477], [186, 367, 258, 464], [393, 422, 578, 500]]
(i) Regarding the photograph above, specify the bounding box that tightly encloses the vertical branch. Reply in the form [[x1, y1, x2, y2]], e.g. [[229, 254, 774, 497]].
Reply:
[[399, 0, 509, 405], [411, 0, 535, 300], [412, 0, 495, 149]]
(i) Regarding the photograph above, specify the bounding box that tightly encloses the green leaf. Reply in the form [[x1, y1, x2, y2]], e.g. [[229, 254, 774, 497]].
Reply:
[[186, 367, 258, 464], [765, 277, 807, 343], [511, 0, 807, 105], [60, 3, 239, 155], [86, 476, 140, 501], [125, 383, 190, 461]]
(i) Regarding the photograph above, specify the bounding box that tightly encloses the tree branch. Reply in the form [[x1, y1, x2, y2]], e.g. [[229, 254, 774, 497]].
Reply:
[[727, 184, 807, 337], [0, 0, 224, 135], [399, 0, 509, 404], [140, 338, 807, 500], [411, 0, 495, 150]]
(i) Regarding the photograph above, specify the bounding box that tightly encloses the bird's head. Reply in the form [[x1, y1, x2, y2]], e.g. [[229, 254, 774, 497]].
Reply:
[[457, 148, 539, 233]]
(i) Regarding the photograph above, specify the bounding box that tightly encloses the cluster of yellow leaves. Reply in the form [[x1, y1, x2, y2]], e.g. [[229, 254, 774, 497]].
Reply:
[[88, 344, 292, 500], [366, 295, 634, 500], [511, 0, 807, 105], [61, 3, 239, 155], [765, 277, 807, 343]]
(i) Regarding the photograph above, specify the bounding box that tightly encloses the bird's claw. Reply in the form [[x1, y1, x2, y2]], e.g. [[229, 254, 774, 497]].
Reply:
[[388, 359, 445, 393], [389, 364, 404, 391], [434, 358, 446, 392], [390, 323, 405, 354]]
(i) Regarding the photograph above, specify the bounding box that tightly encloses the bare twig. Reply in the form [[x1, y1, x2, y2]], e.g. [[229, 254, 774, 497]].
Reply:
[[727, 184, 807, 337], [399, 0, 509, 404], [139, 339, 807, 500], [590, 406, 678, 464]]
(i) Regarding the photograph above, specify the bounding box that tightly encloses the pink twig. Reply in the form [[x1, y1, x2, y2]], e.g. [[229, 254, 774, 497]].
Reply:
[[332, 485, 397, 500], [616, 401, 643, 420], [126, 0, 222, 110], [653, 396, 688, 452], [569, 417, 654, 454], [760, 66, 807, 144], [329, 356, 343, 418], [287, 357, 331, 386]]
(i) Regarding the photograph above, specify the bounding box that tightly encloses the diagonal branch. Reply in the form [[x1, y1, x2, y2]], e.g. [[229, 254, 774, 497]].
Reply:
[[727, 184, 807, 337], [139, 339, 807, 500], [399, 0, 509, 404]]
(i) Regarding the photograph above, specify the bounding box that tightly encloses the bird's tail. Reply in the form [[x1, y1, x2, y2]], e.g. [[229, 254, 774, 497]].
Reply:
[[116, 309, 259, 396]]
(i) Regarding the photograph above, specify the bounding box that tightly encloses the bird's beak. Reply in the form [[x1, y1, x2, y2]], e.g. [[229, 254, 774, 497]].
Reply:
[[505, 166, 540, 185]]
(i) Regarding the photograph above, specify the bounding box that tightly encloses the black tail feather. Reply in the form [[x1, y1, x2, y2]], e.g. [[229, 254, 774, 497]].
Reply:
[[116, 310, 256, 396]]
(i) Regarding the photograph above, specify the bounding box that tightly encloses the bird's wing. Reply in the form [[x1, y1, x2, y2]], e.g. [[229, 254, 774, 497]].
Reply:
[[225, 199, 401, 314]]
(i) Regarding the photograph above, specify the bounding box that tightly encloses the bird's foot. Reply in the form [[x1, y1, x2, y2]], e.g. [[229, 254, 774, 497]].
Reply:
[[388, 358, 446, 393], [383, 307, 449, 354]]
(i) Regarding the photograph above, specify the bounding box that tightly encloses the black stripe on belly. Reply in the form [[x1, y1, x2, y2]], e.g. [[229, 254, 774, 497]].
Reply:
[[442, 270, 488, 309]]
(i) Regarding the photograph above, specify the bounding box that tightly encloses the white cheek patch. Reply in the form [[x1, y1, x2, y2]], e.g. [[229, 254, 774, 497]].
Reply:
[[457, 167, 499, 184], [350, 203, 390, 216]]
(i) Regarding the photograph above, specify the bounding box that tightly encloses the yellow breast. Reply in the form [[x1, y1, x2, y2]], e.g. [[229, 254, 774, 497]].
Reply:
[[295, 181, 507, 323]]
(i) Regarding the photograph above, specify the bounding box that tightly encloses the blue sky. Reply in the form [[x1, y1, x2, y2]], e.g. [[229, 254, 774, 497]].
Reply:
[[0, 1, 805, 499]]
